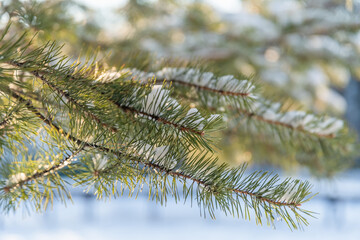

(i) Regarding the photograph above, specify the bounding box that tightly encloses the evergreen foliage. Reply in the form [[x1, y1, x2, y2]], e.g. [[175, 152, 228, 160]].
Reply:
[[0, 0, 358, 230]]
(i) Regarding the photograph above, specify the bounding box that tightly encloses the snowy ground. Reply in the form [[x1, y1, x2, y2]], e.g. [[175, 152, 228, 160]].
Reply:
[[1, 170, 360, 240]]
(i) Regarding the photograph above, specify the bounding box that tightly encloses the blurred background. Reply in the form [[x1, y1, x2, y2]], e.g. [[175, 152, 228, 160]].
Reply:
[[1, 0, 360, 239]]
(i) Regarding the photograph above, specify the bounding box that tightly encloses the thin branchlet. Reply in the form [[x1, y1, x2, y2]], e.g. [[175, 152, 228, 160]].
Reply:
[[2, 149, 82, 193], [0, 114, 13, 130], [239, 110, 336, 139], [149, 163, 302, 207], [10, 60, 118, 133], [109, 100, 205, 136], [155, 79, 251, 97], [8, 90, 104, 147]]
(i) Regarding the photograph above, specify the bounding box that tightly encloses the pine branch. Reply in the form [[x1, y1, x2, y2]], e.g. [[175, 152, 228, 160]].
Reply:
[[10, 60, 119, 133], [237, 108, 338, 139], [96, 67, 257, 114], [79, 139, 314, 229], [144, 161, 302, 207], [2, 149, 82, 193], [23, 50, 349, 175], [0, 113, 13, 130], [122, 66, 353, 174], [6, 89, 120, 153], [5, 88, 313, 229], [2, 25, 351, 230], [50, 69, 209, 136], [7, 55, 218, 149], [116, 67, 256, 97], [96, 152, 314, 229], [154, 79, 251, 97], [111, 67, 346, 141]]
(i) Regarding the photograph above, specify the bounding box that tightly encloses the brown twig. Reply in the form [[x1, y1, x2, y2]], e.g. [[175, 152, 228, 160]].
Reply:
[[154, 79, 251, 97], [0, 114, 13, 130], [109, 100, 205, 136], [2, 149, 82, 193], [239, 110, 336, 139]]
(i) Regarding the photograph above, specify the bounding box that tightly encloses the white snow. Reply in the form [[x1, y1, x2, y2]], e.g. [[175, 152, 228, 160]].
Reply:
[[153, 146, 169, 161], [278, 185, 298, 203], [199, 72, 214, 86], [118, 67, 255, 95], [92, 154, 108, 171], [138, 85, 218, 131], [6, 172, 27, 186], [96, 70, 123, 83], [316, 87, 347, 114], [138, 144, 177, 169], [142, 85, 172, 115], [153, 146, 177, 169], [251, 99, 344, 136], [182, 108, 205, 130]]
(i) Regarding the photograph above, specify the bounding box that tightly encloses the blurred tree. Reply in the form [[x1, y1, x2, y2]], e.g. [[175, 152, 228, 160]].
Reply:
[[111, 0, 360, 171], [0, 0, 358, 230]]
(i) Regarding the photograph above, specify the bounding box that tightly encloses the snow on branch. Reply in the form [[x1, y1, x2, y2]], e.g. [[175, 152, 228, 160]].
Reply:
[[0, 113, 13, 130], [96, 67, 345, 139], [2, 150, 81, 193], [247, 99, 344, 138], [106, 82, 220, 137], [97, 67, 256, 97], [9, 61, 119, 133], [140, 85, 220, 132]]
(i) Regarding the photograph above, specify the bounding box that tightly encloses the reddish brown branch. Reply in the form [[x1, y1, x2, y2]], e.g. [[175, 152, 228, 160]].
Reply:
[[155, 78, 251, 97], [0, 114, 13, 130], [205, 102, 336, 139], [239, 110, 336, 139], [2, 149, 82, 193], [170, 170, 301, 207], [110, 100, 204, 136]]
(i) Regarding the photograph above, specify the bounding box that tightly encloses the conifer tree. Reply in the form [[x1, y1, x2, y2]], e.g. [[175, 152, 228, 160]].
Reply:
[[113, 0, 360, 173], [0, 0, 357, 230]]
